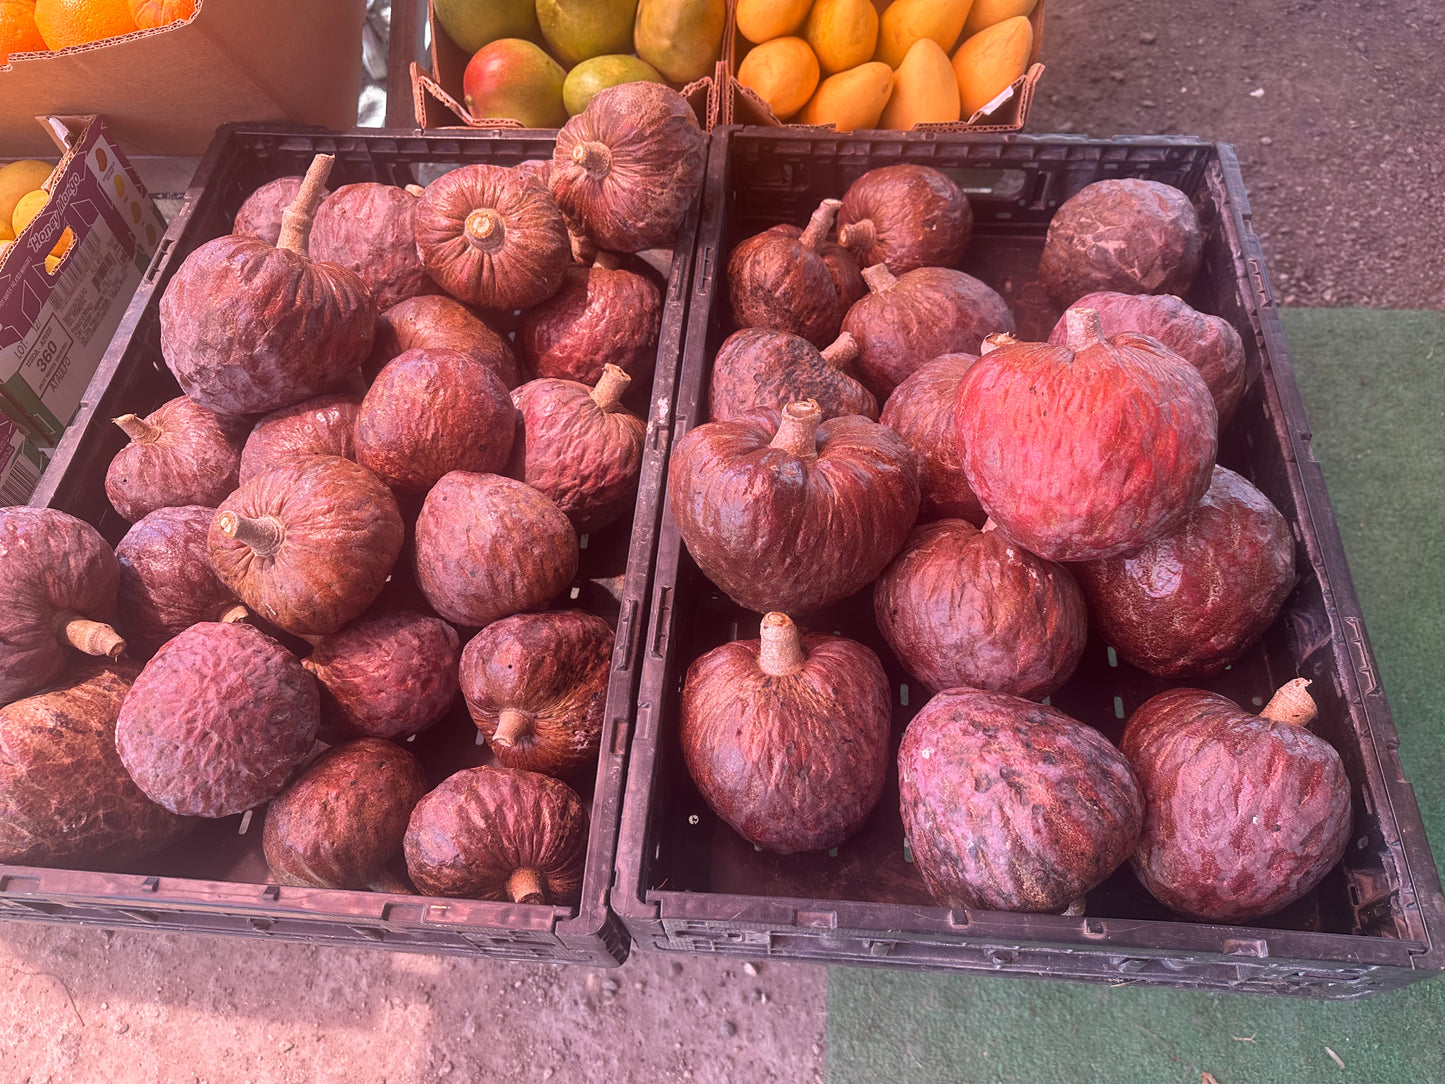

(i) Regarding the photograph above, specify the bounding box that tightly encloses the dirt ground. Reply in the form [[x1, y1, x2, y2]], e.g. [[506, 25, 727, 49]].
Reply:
[[3, 4, 1442, 1083]]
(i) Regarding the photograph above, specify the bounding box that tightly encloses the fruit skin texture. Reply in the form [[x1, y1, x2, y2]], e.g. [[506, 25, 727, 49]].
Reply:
[[1, 2, 47, 63], [728, 200, 845, 348], [1074, 466, 1296, 678], [681, 613, 891, 854], [736, 36, 819, 120], [207, 456, 404, 637], [414, 163, 570, 311], [633, 0, 725, 84], [518, 262, 661, 387], [1121, 685, 1352, 922], [874, 519, 1088, 698], [765, 221, 867, 313], [963, 0, 1037, 38], [413, 473, 579, 628], [551, 81, 706, 253], [668, 402, 919, 615], [404, 766, 589, 904], [537, 0, 636, 68], [563, 53, 665, 116], [34, 0, 136, 50], [104, 395, 248, 522], [310, 182, 437, 312], [0, 658, 192, 867], [116, 505, 240, 648], [263, 738, 428, 891], [158, 234, 377, 416], [898, 687, 1144, 912], [880, 37, 961, 128], [239, 393, 360, 484], [844, 263, 1014, 399], [956, 309, 1218, 562], [797, 62, 895, 131], [128, 0, 192, 30], [115, 622, 320, 817], [1037, 178, 1203, 307], [354, 347, 517, 492], [803, 0, 879, 75], [0, 507, 121, 705], [433, 0, 541, 55], [1048, 291, 1248, 431], [368, 294, 521, 389], [875, 0, 972, 69], [232, 176, 323, 248], [736, 0, 810, 44], [303, 609, 461, 741], [708, 328, 877, 423], [879, 352, 981, 521], [462, 38, 567, 129], [951, 14, 1033, 117], [837, 164, 972, 275], [460, 610, 614, 779], [507, 369, 645, 534]]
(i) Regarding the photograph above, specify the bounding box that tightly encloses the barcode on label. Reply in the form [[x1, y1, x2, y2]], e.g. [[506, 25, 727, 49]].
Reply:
[[0, 452, 41, 505]]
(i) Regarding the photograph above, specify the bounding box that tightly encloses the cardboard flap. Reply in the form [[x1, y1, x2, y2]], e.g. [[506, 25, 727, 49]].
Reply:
[[0, 0, 364, 156]]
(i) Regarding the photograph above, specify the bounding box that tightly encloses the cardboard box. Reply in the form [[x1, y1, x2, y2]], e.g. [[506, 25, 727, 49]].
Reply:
[[412, 0, 720, 132], [724, 0, 1046, 132], [0, 0, 364, 157], [0, 414, 48, 506], [0, 116, 168, 448]]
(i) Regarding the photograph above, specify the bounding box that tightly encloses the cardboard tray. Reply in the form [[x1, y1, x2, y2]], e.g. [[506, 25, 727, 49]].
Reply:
[[0, 0, 364, 157], [612, 127, 1445, 996], [722, 0, 1045, 132], [10, 123, 701, 965], [411, 0, 721, 134]]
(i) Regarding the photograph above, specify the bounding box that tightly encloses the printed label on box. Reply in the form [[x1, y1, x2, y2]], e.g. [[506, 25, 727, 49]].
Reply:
[[0, 414, 49, 506], [0, 117, 166, 447]]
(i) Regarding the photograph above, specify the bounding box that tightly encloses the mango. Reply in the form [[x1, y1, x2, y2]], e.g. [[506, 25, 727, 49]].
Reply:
[[0, 159, 53, 229], [875, 0, 974, 69], [962, 0, 1037, 38], [879, 38, 960, 128], [735, 0, 811, 44], [462, 38, 567, 128], [10, 188, 47, 236], [634, 0, 726, 84], [952, 15, 1032, 117], [797, 62, 895, 132], [537, 0, 636, 68], [737, 37, 820, 121], [433, 0, 541, 54], [803, 0, 879, 75], [563, 54, 665, 116]]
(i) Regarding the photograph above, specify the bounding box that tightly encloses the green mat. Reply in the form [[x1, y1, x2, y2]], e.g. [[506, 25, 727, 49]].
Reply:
[[825, 309, 1445, 1084]]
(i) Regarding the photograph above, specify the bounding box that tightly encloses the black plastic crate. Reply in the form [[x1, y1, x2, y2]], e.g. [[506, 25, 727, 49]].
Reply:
[[612, 127, 1445, 996], [12, 123, 701, 965]]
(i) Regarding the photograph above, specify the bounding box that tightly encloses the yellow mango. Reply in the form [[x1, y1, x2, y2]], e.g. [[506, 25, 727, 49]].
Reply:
[[952, 14, 1032, 116], [879, 37, 960, 128], [875, 0, 974, 69], [962, 0, 1037, 38], [10, 188, 47, 236], [796, 61, 895, 131], [737, 37, 820, 120], [735, 0, 811, 44], [803, 0, 879, 74]]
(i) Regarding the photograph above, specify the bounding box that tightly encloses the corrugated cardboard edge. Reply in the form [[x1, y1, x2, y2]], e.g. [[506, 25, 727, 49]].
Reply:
[[0, 0, 363, 156], [724, 0, 1046, 133], [413, 0, 721, 132]]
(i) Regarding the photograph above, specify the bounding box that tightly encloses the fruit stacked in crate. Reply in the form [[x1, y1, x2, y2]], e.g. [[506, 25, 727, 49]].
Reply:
[[667, 162, 1350, 923], [0, 85, 704, 911], [733, 0, 1044, 130]]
